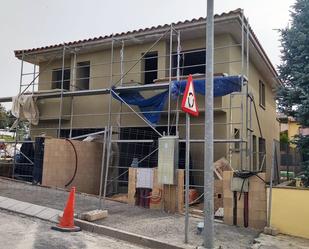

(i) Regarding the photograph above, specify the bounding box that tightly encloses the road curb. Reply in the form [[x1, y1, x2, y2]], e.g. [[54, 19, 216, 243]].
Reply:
[[75, 219, 187, 249], [0, 196, 187, 249]]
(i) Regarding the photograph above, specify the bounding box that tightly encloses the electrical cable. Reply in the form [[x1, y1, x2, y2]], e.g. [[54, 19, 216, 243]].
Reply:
[[233, 170, 266, 200], [64, 139, 78, 187]]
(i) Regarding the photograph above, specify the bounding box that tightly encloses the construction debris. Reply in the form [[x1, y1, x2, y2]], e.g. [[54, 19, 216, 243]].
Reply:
[[80, 209, 108, 222]]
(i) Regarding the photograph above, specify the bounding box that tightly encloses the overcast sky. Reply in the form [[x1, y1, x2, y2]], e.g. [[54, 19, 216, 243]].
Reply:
[[0, 0, 295, 102]]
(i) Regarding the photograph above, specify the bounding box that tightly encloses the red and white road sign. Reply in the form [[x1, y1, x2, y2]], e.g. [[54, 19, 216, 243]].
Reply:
[[181, 75, 199, 116]]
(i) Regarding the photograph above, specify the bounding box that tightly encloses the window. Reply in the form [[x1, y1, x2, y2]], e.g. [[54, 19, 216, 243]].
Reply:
[[259, 80, 266, 108], [52, 68, 70, 90], [142, 52, 158, 84], [252, 135, 257, 169], [258, 137, 266, 170], [172, 48, 205, 76], [234, 128, 240, 151], [76, 61, 90, 90]]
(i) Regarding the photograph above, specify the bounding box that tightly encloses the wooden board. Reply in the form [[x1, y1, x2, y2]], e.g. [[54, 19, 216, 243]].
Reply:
[[149, 168, 163, 209], [128, 168, 137, 205], [163, 169, 184, 213], [128, 168, 184, 213], [42, 138, 102, 195]]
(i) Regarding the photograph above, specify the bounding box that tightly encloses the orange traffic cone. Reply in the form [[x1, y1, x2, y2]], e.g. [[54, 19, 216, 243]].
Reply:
[[52, 187, 81, 232]]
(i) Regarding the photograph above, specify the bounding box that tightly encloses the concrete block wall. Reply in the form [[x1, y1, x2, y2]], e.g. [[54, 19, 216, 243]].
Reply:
[[223, 171, 267, 230]]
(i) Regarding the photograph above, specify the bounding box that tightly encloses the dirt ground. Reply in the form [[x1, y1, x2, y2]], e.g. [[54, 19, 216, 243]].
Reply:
[[253, 233, 309, 249], [0, 209, 145, 249], [0, 178, 260, 248]]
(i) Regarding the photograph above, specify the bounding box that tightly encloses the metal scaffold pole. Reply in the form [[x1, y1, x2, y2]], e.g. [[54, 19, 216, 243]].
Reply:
[[168, 25, 173, 135], [102, 37, 114, 208], [240, 10, 245, 171], [175, 30, 181, 135], [12, 51, 24, 179], [58, 44, 66, 138], [185, 113, 190, 243], [99, 126, 107, 209], [204, 0, 214, 248], [246, 18, 251, 170]]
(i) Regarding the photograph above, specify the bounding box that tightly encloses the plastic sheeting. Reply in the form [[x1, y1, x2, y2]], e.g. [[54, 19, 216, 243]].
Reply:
[[112, 75, 242, 124], [112, 88, 168, 124], [11, 95, 39, 126], [171, 75, 242, 99]]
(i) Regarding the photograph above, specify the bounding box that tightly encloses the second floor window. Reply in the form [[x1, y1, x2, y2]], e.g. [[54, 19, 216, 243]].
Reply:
[[252, 135, 257, 169], [143, 52, 158, 84], [259, 137, 266, 170], [173, 48, 206, 76], [52, 68, 70, 90], [259, 80, 266, 109], [76, 61, 90, 90]]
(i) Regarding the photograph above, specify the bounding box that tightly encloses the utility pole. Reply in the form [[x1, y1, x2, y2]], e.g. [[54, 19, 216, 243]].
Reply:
[[204, 0, 214, 248]]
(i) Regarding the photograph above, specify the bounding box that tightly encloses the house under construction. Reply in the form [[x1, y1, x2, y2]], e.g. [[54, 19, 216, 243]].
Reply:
[[0, 9, 280, 215]]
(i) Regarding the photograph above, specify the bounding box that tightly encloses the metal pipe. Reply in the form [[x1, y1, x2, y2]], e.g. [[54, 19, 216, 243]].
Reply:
[[137, 148, 158, 164], [71, 130, 105, 140], [99, 127, 107, 209], [240, 101, 244, 170], [57, 45, 66, 138], [120, 40, 124, 86], [229, 94, 233, 165], [175, 30, 181, 135], [32, 64, 36, 94], [69, 52, 77, 138], [12, 51, 24, 179], [204, 0, 214, 247], [102, 126, 113, 206], [168, 25, 173, 135], [246, 18, 251, 170], [111, 139, 154, 143], [267, 140, 275, 227], [185, 114, 190, 243], [240, 10, 245, 171], [106, 37, 114, 132], [249, 96, 253, 170]]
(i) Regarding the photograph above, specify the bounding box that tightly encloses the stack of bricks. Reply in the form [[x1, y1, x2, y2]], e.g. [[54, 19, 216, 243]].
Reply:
[[223, 171, 267, 230]]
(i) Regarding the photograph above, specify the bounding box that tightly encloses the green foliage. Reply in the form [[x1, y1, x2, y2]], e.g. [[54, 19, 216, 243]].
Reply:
[[277, 0, 309, 186], [0, 105, 12, 129], [280, 132, 290, 144]]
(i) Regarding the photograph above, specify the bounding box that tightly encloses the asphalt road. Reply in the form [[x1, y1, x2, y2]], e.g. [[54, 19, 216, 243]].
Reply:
[[0, 210, 145, 249]]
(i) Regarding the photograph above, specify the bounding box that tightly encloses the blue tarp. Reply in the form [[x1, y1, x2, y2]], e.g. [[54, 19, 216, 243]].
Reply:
[[171, 75, 242, 99], [112, 88, 168, 124], [112, 75, 242, 124]]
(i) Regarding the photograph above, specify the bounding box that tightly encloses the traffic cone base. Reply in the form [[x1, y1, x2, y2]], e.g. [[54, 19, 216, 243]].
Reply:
[[51, 224, 81, 232], [52, 186, 80, 232]]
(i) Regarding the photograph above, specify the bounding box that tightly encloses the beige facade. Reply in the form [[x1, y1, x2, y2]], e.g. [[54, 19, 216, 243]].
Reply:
[[15, 11, 280, 183]]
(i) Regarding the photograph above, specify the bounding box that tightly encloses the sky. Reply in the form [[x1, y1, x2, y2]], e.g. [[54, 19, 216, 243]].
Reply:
[[0, 0, 295, 103]]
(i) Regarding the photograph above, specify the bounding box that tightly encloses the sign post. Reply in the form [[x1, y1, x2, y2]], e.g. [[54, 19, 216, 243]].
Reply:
[[181, 74, 199, 243], [205, 0, 215, 248]]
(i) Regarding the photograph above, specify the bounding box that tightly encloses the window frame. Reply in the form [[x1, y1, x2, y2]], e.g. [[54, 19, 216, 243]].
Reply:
[[172, 48, 206, 77], [76, 61, 90, 91], [142, 51, 158, 84], [259, 80, 266, 109], [258, 137, 266, 170], [252, 135, 257, 170], [51, 68, 71, 90]]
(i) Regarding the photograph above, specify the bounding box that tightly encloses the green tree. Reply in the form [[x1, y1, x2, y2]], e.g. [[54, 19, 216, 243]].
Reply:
[[0, 104, 15, 130], [277, 0, 309, 186], [0, 105, 9, 129]]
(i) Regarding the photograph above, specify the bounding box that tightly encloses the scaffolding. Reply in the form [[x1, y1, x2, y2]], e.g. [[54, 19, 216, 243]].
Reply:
[[0, 11, 267, 203]]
